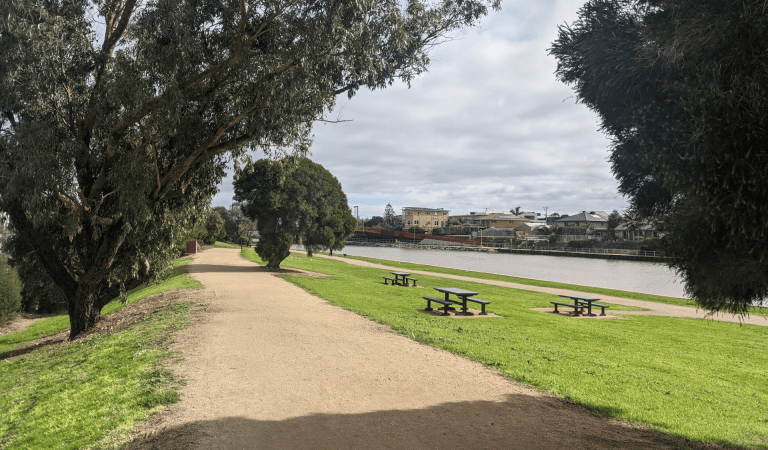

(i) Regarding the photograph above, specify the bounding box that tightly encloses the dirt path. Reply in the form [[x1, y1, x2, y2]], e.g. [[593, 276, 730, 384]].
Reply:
[[130, 248, 716, 449], [321, 253, 768, 327]]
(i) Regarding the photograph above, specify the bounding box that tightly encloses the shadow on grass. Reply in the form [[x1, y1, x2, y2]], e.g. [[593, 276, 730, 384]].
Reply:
[[127, 395, 743, 450], [186, 263, 321, 276], [0, 330, 68, 359]]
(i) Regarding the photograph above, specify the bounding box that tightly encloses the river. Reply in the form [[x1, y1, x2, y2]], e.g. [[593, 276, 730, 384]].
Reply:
[[333, 245, 687, 298]]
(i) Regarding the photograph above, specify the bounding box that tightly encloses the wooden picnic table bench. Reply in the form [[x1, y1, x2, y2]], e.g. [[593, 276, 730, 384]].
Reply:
[[422, 296, 458, 316], [463, 297, 491, 315], [575, 299, 610, 316], [550, 301, 584, 315], [434, 287, 489, 316]]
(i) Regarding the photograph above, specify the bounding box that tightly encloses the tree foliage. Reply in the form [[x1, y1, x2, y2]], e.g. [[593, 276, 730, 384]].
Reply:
[[606, 209, 622, 239], [364, 216, 385, 228], [203, 210, 226, 245], [383, 203, 396, 227], [214, 204, 257, 244], [0, 0, 498, 337], [551, 0, 768, 314], [0, 255, 22, 326], [234, 157, 356, 268]]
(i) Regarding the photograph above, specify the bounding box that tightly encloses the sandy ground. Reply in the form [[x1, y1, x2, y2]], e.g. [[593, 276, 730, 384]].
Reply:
[[125, 248, 732, 450], [324, 253, 768, 327], [0, 312, 57, 337]]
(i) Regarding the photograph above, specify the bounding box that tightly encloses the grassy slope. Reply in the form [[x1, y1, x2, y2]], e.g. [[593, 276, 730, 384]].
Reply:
[[0, 257, 203, 450], [0, 258, 201, 356], [245, 249, 768, 449], [338, 253, 768, 317]]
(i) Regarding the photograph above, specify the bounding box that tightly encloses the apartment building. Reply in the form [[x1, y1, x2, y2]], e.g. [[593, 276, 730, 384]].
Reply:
[[402, 207, 450, 231]]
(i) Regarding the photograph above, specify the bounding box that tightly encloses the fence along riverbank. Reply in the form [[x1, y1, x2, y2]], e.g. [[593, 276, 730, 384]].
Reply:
[[344, 239, 670, 263]]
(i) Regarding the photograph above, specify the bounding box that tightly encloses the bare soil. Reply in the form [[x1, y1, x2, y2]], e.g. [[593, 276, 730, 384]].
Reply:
[[0, 313, 52, 337], [126, 248, 736, 450]]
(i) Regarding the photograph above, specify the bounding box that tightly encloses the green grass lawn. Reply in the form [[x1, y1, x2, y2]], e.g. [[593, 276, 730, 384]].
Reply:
[[336, 253, 768, 317], [244, 248, 768, 449], [213, 241, 241, 249], [0, 257, 203, 449]]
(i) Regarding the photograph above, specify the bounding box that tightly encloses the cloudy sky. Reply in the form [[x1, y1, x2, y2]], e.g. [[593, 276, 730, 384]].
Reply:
[[212, 0, 628, 219]]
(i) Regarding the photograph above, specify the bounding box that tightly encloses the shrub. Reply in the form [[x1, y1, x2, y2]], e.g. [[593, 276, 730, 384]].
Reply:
[[0, 255, 22, 325], [565, 239, 599, 248]]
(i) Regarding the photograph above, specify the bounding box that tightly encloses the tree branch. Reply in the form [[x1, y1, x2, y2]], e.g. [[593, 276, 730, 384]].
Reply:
[[101, 0, 137, 56], [5, 199, 78, 299]]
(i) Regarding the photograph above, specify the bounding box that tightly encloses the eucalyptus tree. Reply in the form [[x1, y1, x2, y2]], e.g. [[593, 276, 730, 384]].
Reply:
[[0, 0, 499, 337], [550, 0, 768, 314], [234, 157, 356, 268], [384, 203, 396, 227]]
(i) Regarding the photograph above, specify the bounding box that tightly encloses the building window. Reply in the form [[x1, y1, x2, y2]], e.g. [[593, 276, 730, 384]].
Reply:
[[443, 212, 447, 215], [426, 212, 431, 215], [406, 220, 411, 225], [414, 220, 419, 225], [434, 221, 438, 225], [405, 211, 412, 215]]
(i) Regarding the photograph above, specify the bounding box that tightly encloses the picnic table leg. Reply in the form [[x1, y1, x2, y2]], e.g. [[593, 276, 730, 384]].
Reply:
[[455, 296, 472, 315], [572, 300, 581, 316], [442, 292, 456, 311]]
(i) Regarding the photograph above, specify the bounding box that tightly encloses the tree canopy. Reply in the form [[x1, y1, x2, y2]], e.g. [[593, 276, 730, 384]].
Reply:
[[384, 203, 396, 227], [550, 0, 768, 314], [0, 0, 498, 337], [234, 157, 356, 268]]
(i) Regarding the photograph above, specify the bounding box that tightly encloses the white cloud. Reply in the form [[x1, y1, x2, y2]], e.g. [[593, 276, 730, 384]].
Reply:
[[212, 0, 628, 217]]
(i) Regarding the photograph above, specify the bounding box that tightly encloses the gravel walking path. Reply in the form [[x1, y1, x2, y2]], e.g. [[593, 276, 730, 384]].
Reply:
[[129, 248, 720, 449]]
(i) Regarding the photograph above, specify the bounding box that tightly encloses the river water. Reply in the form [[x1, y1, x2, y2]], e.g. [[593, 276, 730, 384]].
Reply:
[[334, 245, 687, 298]]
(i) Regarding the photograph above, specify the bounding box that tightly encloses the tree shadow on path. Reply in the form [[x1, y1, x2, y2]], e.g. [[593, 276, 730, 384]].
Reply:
[[128, 394, 740, 450], [185, 264, 310, 276]]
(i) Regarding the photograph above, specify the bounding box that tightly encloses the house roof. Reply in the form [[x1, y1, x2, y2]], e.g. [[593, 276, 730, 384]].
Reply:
[[403, 207, 450, 212], [481, 213, 525, 220], [556, 212, 607, 223]]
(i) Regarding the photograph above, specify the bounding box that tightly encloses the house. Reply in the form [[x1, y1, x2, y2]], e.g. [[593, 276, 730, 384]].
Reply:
[[545, 213, 561, 226], [518, 212, 545, 222], [554, 211, 608, 228], [615, 223, 660, 240], [402, 207, 450, 231], [463, 212, 528, 234], [516, 222, 550, 236]]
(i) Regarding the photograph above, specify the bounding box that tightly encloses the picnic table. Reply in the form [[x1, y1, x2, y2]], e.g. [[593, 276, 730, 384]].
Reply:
[[383, 271, 417, 286], [553, 294, 609, 316], [432, 287, 490, 316]]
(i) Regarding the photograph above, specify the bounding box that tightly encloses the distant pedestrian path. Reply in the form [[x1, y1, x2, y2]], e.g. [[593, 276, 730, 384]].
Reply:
[[317, 253, 768, 327]]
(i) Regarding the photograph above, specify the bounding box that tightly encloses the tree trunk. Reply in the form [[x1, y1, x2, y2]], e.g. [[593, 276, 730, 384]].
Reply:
[[67, 226, 129, 339], [68, 284, 103, 339]]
